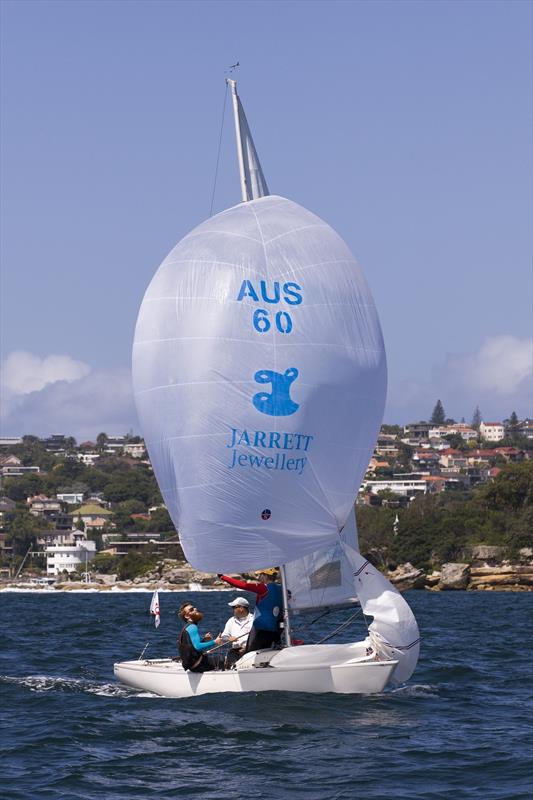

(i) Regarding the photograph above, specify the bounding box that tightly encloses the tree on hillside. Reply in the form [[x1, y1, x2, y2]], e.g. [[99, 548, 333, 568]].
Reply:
[[96, 432, 108, 452], [380, 424, 403, 436], [3, 473, 44, 503], [430, 400, 446, 425], [506, 411, 519, 436], [64, 436, 77, 452], [471, 406, 482, 430], [444, 433, 467, 451]]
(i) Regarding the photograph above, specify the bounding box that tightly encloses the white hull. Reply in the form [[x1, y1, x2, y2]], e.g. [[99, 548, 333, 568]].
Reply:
[[114, 643, 398, 698]]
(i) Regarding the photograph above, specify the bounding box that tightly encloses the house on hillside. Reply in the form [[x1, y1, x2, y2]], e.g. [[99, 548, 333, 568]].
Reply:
[[363, 478, 427, 498], [77, 451, 100, 466], [74, 503, 113, 531], [479, 421, 504, 442], [57, 487, 87, 505], [0, 436, 23, 447], [411, 450, 441, 470], [123, 443, 146, 458], [27, 495, 62, 518], [45, 536, 96, 576], [0, 454, 40, 476], [514, 419, 533, 439], [404, 422, 432, 440], [0, 496, 16, 529], [447, 423, 478, 441]]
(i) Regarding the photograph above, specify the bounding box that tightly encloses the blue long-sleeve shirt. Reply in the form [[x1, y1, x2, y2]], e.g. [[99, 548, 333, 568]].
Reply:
[[185, 623, 217, 652]]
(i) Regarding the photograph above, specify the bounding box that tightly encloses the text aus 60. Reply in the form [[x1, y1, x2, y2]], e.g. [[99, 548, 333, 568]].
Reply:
[[236, 279, 302, 335]]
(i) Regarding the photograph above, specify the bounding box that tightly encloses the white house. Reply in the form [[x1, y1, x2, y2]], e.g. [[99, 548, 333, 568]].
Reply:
[[57, 490, 85, 505], [0, 437, 23, 447], [45, 537, 96, 576], [123, 443, 146, 458], [77, 452, 101, 466], [363, 479, 427, 497], [479, 422, 504, 442], [447, 423, 478, 441]]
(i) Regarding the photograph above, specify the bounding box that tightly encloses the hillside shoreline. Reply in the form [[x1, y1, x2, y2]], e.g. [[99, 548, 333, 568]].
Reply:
[[3, 557, 532, 592]]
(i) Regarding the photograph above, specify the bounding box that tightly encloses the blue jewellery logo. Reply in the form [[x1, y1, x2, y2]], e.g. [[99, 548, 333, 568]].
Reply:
[[252, 368, 299, 417]]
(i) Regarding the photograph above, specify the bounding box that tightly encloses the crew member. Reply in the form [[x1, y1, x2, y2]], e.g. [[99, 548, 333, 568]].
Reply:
[[220, 597, 254, 667], [178, 601, 222, 672], [218, 569, 282, 652]]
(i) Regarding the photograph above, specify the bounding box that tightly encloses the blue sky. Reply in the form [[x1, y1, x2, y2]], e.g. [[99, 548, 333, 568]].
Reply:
[[1, 0, 531, 439]]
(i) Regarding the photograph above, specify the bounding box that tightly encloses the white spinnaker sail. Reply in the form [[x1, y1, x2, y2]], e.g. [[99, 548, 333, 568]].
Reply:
[[350, 546, 420, 684], [133, 196, 386, 573], [285, 508, 360, 613]]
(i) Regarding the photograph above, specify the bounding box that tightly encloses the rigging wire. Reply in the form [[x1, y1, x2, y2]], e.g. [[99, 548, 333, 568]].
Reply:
[[314, 609, 362, 645], [209, 81, 229, 217]]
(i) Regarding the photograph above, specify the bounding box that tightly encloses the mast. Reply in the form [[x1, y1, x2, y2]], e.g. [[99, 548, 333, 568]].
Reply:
[[279, 564, 292, 648], [227, 79, 248, 202]]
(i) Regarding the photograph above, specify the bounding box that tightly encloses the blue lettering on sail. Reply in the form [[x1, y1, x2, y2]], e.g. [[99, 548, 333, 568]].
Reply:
[[252, 368, 299, 417], [225, 426, 314, 476]]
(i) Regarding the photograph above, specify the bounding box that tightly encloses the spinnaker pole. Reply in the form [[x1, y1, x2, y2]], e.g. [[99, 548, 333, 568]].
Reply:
[[227, 79, 248, 202], [279, 564, 292, 648]]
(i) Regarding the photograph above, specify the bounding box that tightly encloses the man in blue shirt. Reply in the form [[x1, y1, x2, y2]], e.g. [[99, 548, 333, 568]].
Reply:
[[218, 569, 283, 652]]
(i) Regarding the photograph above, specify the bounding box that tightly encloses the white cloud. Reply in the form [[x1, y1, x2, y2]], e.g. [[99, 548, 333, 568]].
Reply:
[[441, 335, 532, 396], [1, 337, 531, 438], [2, 351, 91, 395], [386, 335, 532, 423], [1, 352, 137, 441]]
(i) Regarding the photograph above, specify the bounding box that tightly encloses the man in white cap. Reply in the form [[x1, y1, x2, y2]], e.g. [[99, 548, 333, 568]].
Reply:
[[220, 597, 254, 668]]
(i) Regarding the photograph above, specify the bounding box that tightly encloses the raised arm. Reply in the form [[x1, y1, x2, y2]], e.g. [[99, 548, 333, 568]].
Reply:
[[218, 574, 268, 598]]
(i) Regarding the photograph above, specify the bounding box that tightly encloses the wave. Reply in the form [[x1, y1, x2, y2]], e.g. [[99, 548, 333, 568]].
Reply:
[[0, 673, 157, 698], [387, 683, 439, 698]]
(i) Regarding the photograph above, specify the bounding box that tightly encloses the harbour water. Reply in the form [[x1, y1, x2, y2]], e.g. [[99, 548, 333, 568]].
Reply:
[[1, 590, 531, 799]]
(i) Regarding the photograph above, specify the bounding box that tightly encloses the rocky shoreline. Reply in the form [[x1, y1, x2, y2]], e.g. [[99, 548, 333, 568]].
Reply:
[[386, 546, 533, 592], [2, 549, 533, 592]]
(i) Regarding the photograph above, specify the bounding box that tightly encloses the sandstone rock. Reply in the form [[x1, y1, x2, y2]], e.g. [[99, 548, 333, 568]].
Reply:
[[439, 562, 470, 590], [470, 545, 504, 565], [387, 562, 426, 590], [425, 571, 441, 587]]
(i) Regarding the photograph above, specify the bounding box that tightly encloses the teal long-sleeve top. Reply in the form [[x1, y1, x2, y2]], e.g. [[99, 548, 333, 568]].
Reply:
[[185, 623, 217, 652]]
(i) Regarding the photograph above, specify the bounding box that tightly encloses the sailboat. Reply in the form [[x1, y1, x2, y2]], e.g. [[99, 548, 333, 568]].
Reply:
[[114, 80, 419, 697]]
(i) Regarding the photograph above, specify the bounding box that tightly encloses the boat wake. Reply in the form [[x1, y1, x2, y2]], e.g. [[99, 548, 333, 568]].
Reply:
[[0, 673, 157, 698], [387, 683, 439, 698]]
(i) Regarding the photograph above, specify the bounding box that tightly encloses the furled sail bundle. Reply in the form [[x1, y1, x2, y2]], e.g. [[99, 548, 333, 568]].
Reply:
[[133, 193, 386, 573]]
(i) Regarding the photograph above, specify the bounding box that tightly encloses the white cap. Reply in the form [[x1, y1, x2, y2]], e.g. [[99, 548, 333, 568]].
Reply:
[[228, 596, 250, 608]]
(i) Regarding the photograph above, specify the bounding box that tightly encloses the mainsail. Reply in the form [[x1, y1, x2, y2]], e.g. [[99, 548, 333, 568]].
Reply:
[[285, 508, 359, 613]]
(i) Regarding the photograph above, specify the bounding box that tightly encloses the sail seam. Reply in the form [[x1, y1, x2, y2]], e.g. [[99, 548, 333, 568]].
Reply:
[[263, 223, 330, 246], [275, 260, 362, 280], [160, 259, 264, 277], [140, 296, 377, 309], [134, 337, 383, 353], [182, 229, 262, 245]]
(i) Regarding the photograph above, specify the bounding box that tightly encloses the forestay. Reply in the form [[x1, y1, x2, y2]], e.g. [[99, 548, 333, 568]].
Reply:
[[133, 195, 386, 573]]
